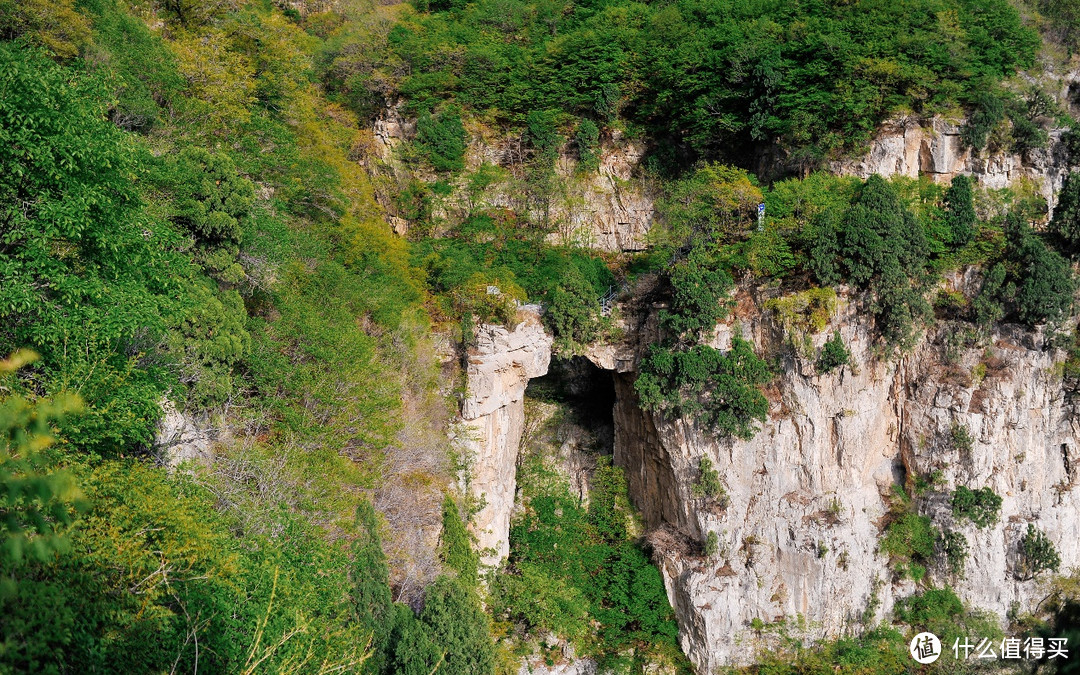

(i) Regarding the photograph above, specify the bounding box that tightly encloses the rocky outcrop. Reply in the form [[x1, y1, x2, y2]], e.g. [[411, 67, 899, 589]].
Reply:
[[459, 307, 553, 565], [594, 287, 1080, 672], [369, 103, 654, 252], [832, 117, 1070, 211], [154, 398, 217, 468]]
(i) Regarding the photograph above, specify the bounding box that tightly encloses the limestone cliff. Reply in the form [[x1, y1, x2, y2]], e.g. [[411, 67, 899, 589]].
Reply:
[[459, 307, 553, 565], [370, 102, 654, 252], [831, 116, 1071, 211], [593, 284, 1080, 673]]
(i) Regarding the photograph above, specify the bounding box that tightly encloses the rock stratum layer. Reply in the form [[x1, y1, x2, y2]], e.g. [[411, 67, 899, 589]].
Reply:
[[600, 287, 1080, 672]]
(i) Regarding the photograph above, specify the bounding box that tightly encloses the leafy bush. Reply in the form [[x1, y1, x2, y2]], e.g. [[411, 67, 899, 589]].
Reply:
[[950, 486, 1002, 528], [812, 175, 930, 351], [661, 243, 735, 342], [416, 106, 467, 172], [881, 513, 938, 582], [1009, 219, 1075, 326], [161, 147, 255, 244], [544, 268, 604, 355], [1049, 171, 1080, 252], [818, 331, 851, 374], [636, 338, 771, 440], [704, 531, 720, 558], [496, 457, 682, 665], [1016, 524, 1061, 580], [939, 530, 969, 576], [950, 424, 975, 454], [574, 118, 600, 172], [944, 175, 977, 247], [691, 456, 726, 504]]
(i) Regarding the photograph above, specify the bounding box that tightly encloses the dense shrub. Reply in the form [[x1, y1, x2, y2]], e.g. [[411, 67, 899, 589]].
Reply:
[[416, 106, 467, 172], [950, 486, 1002, 528], [944, 175, 977, 247], [881, 513, 938, 582], [1016, 524, 1061, 580], [818, 331, 851, 373], [812, 175, 930, 351], [496, 457, 682, 665], [636, 338, 771, 440]]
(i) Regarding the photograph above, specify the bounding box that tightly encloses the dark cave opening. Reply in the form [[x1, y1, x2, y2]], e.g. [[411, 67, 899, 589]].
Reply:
[[525, 355, 617, 454]]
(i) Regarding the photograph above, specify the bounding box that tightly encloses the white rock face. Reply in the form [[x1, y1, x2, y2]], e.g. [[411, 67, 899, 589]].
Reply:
[[607, 293, 1080, 673], [460, 307, 553, 565], [154, 398, 216, 468], [832, 117, 1070, 212]]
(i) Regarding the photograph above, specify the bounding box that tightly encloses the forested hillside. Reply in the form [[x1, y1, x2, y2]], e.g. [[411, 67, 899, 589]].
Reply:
[[2, 0, 1080, 673]]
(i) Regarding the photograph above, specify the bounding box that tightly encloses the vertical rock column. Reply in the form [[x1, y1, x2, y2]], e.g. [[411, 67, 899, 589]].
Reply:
[[459, 308, 552, 566]]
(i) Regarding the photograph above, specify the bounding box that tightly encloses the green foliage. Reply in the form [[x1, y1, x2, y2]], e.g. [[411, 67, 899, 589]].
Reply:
[[574, 118, 600, 172], [944, 175, 977, 247], [661, 243, 734, 342], [812, 175, 930, 351], [496, 456, 682, 665], [353, 500, 393, 673], [419, 576, 496, 675], [0, 43, 189, 455], [881, 513, 937, 582], [1050, 171, 1080, 253], [690, 456, 725, 503], [749, 625, 907, 675], [657, 164, 763, 245], [544, 267, 604, 355], [704, 531, 720, 558], [0, 352, 87, 567], [1017, 524, 1061, 580], [766, 288, 838, 343], [951, 486, 1002, 528], [384, 0, 1037, 164], [939, 530, 969, 576], [950, 423, 975, 455], [818, 331, 851, 374], [1009, 218, 1075, 326], [160, 147, 256, 244], [441, 495, 480, 585], [636, 338, 771, 440], [416, 106, 467, 172]]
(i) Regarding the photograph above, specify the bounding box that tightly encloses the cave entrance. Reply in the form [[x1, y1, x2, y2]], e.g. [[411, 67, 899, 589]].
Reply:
[[525, 356, 616, 454]]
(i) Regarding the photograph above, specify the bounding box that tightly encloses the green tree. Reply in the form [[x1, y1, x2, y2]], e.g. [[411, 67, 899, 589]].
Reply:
[[944, 175, 977, 247], [0, 351, 86, 567], [419, 576, 496, 675], [1010, 222, 1075, 326], [1050, 171, 1080, 252], [1016, 524, 1061, 580], [163, 147, 255, 244], [416, 107, 467, 172], [814, 175, 930, 350], [353, 500, 393, 673], [950, 486, 1002, 528], [661, 243, 734, 342], [574, 118, 600, 172], [817, 331, 851, 373], [544, 268, 603, 354], [440, 495, 479, 585]]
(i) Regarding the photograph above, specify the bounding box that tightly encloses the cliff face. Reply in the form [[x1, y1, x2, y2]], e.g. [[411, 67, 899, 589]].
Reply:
[[598, 286, 1080, 672], [370, 103, 653, 252], [459, 308, 552, 565], [831, 117, 1070, 211]]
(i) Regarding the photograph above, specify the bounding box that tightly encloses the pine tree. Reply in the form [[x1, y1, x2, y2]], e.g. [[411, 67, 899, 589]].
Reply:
[[352, 499, 393, 673], [1050, 171, 1080, 252], [944, 174, 977, 247]]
